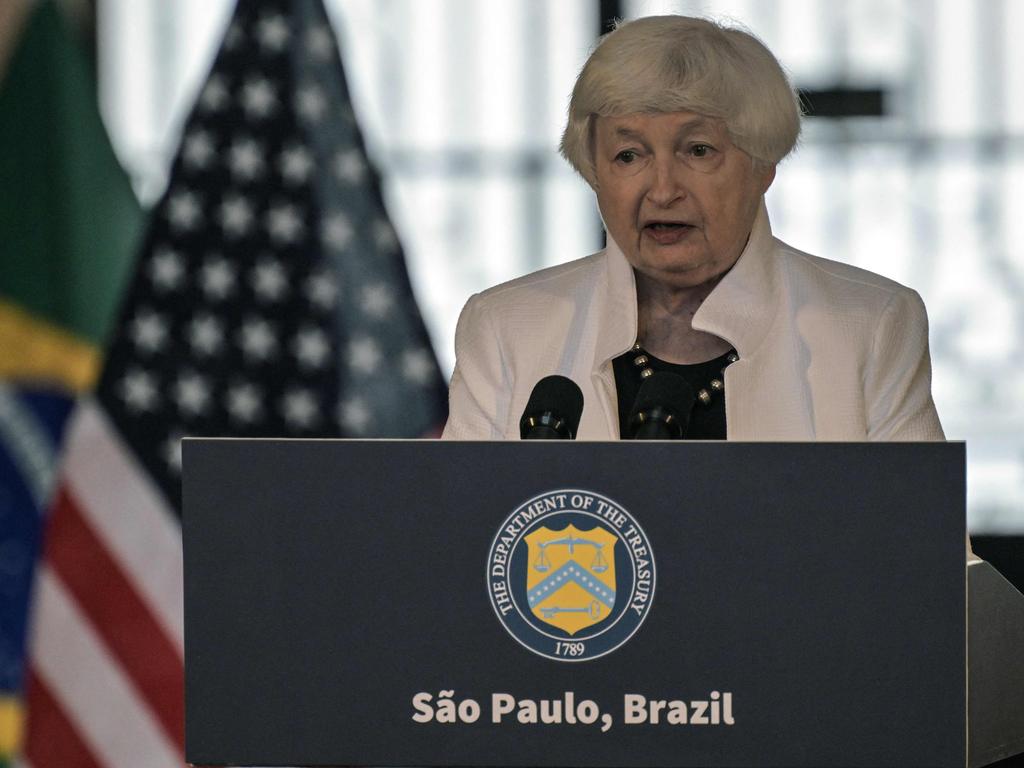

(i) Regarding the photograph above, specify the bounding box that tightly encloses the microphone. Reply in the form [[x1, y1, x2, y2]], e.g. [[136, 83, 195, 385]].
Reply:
[[628, 372, 695, 440], [519, 375, 585, 440]]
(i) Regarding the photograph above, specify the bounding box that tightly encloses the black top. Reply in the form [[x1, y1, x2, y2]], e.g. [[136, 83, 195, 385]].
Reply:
[[612, 348, 733, 439]]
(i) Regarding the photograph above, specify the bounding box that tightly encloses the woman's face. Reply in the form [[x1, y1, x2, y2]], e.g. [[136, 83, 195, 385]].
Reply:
[[592, 111, 775, 292]]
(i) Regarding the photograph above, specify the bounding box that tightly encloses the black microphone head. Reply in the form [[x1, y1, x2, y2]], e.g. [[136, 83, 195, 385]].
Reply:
[[519, 375, 584, 440], [628, 372, 695, 440]]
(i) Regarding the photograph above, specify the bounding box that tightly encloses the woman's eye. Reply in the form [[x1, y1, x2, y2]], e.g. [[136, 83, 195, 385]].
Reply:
[[690, 144, 712, 158], [615, 150, 638, 164]]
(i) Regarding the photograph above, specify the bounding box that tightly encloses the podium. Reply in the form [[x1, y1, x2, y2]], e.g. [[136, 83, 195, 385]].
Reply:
[[969, 559, 1024, 766], [182, 440, 1024, 767]]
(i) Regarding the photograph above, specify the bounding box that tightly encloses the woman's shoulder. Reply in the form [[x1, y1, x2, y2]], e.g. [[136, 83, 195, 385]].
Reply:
[[460, 251, 611, 332], [770, 237, 922, 308]]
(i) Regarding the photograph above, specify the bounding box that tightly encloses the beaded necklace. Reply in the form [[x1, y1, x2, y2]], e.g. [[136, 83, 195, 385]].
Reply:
[[629, 342, 739, 406]]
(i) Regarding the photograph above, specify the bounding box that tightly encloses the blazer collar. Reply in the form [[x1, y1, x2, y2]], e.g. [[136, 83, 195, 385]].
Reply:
[[594, 200, 777, 367], [594, 235, 639, 368], [691, 201, 778, 359]]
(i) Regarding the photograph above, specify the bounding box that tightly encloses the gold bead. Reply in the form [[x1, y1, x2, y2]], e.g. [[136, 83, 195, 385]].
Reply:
[[697, 389, 712, 405], [632, 342, 642, 351], [640, 367, 654, 379], [633, 355, 649, 367], [710, 379, 723, 391], [726, 353, 739, 363]]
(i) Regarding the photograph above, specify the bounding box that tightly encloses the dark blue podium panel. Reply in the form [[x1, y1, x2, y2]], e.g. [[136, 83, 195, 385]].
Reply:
[[183, 441, 966, 768]]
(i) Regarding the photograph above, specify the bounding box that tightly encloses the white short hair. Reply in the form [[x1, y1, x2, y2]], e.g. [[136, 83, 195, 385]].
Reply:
[[560, 15, 802, 186]]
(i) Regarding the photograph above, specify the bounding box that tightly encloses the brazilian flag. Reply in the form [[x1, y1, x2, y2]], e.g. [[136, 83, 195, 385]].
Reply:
[[0, 1, 141, 761]]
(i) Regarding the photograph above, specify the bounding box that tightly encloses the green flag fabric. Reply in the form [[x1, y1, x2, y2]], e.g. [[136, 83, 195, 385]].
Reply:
[[0, 0, 141, 356], [0, 3, 141, 763]]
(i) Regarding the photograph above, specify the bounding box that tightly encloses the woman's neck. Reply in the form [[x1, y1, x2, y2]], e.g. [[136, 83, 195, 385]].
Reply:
[[635, 271, 732, 364]]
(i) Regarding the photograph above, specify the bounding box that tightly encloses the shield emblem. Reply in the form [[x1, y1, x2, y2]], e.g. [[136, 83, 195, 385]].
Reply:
[[524, 524, 617, 635]]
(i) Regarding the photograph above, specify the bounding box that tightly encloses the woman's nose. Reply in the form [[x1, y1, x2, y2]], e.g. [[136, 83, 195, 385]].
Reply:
[[645, 158, 686, 207]]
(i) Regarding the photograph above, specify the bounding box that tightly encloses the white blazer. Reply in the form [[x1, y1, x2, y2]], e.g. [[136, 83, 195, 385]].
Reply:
[[442, 202, 944, 442]]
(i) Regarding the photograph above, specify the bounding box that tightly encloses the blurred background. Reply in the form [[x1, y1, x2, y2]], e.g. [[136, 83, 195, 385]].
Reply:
[[1, 0, 1022, 766], [98, 0, 1024, 530]]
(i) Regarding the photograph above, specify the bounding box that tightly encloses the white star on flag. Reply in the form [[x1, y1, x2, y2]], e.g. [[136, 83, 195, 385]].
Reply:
[[241, 77, 278, 118], [373, 219, 399, 252], [226, 381, 263, 424], [238, 317, 279, 361], [130, 309, 169, 354], [266, 203, 305, 244], [218, 194, 256, 238], [188, 314, 225, 356], [251, 258, 289, 301], [167, 190, 202, 232], [295, 83, 327, 122], [199, 256, 237, 300], [360, 284, 394, 318], [149, 248, 185, 291], [305, 270, 339, 310], [119, 368, 160, 413], [402, 348, 436, 385], [223, 21, 245, 50], [174, 371, 212, 417], [183, 130, 216, 170], [338, 396, 371, 433], [306, 24, 335, 61], [163, 429, 185, 472], [348, 337, 382, 374], [256, 14, 290, 51], [292, 327, 331, 369], [333, 149, 367, 184], [229, 138, 266, 181], [321, 211, 354, 251], [279, 144, 314, 185], [281, 387, 319, 429], [199, 74, 230, 111]]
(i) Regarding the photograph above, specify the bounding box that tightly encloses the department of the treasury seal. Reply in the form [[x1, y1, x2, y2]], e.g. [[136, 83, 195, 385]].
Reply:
[[486, 489, 656, 662]]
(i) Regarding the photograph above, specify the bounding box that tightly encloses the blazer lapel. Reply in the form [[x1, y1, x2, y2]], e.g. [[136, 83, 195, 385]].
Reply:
[[583, 239, 638, 439], [693, 202, 815, 440]]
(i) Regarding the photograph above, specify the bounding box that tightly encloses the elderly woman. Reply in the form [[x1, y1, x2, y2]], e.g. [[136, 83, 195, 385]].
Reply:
[[441, 15, 943, 442]]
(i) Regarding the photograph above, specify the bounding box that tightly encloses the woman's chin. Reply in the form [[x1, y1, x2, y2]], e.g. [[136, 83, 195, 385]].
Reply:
[[635, 261, 727, 295], [637, 245, 710, 278]]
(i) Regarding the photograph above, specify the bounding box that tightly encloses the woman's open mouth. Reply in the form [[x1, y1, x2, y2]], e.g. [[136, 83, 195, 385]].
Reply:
[[644, 221, 695, 244]]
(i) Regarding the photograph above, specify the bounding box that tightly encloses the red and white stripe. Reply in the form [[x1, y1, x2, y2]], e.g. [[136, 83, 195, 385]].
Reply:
[[23, 399, 185, 767]]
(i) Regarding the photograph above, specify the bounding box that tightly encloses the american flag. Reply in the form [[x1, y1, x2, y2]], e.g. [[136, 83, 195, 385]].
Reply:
[[22, 0, 446, 764]]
